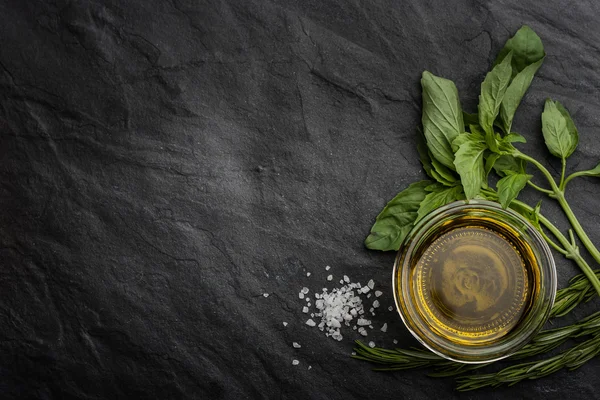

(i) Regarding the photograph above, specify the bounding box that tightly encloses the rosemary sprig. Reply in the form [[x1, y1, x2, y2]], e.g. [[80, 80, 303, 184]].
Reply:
[[353, 311, 600, 378], [552, 269, 600, 318], [455, 333, 600, 391]]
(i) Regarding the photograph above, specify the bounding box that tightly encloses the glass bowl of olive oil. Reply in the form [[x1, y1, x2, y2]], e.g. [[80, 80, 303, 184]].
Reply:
[[393, 200, 556, 363]]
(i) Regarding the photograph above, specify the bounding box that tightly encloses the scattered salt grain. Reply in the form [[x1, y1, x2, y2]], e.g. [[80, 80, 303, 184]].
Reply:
[[381, 323, 388, 333], [306, 319, 316, 326], [358, 327, 368, 336], [307, 272, 311, 277], [393, 339, 398, 345], [310, 313, 314, 317], [343, 275, 350, 283], [368, 341, 376, 348], [327, 275, 333, 281], [308, 365, 312, 370], [367, 294, 371, 298], [339, 280, 344, 284], [307, 302, 311, 307], [292, 359, 300, 365], [325, 265, 331, 271], [353, 325, 357, 330], [360, 286, 370, 294], [263, 293, 269, 298], [293, 342, 301, 348], [368, 279, 375, 289], [388, 306, 393, 312], [357, 318, 371, 326], [369, 307, 374, 313], [303, 306, 309, 313], [299, 292, 304, 299], [305, 297, 310, 302], [375, 291, 382, 297], [373, 300, 380, 308], [302, 287, 309, 294], [283, 322, 288, 327], [352, 352, 356, 356]]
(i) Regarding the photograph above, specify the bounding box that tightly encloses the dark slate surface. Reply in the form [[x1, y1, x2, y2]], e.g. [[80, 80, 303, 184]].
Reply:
[[1, 1, 600, 399]]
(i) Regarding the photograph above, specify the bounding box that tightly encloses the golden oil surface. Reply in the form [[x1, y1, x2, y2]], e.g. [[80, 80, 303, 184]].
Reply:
[[411, 220, 535, 344]]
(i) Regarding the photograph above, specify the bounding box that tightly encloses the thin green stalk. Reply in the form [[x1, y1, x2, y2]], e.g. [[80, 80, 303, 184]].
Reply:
[[515, 152, 600, 267], [527, 180, 554, 196], [512, 198, 600, 296], [560, 157, 567, 189]]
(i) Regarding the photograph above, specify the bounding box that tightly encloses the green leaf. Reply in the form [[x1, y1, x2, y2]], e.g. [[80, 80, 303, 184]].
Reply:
[[484, 152, 501, 182], [430, 155, 458, 186], [453, 135, 487, 199], [417, 133, 434, 179], [494, 25, 545, 77], [541, 99, 578, 159], [504, 133, 527, 143], [417, 185, 465, 221], [479, 52, 513, 151], [497, 172, 533, 208], [493, 155, 527, 176], [498, 58, 544, 134], [555, 101, 579, 150], [421, 71, 465, 170], [463, 112, 479, 127], [365, 181, 432, 251]]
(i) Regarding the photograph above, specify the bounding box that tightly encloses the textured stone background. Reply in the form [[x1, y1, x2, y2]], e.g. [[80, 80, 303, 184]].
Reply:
[[1, 0, 600, 398]]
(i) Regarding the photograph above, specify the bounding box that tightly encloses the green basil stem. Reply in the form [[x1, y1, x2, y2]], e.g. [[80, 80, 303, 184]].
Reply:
[[563, 170, 591, 189], [511, 198, 600, 296], [560, 158, 567, 189], [514, 152, 600, 267]]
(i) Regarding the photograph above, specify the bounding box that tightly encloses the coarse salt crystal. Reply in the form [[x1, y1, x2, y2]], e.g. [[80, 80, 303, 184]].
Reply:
[[360, 286, 370, 294], [283, 322, 288, 327], [368, 341, 375, 348], [327, 275, 333, 281], [292, 359, 299, 365], [367, 294, 371, 298], [325, 265, 331, 271], [381, 323, 388, 332], [339, 280, 344, 284], [306, 319, 316, 326], [299, 292, 304, 299], [303, 306, 309, 313], [375, 291, 382, 297], [393, 339, 398, 344], [308, 365, 312, 370], [263, 293, 269, 297], [293, 342, 301, 348], [388, 306, 393, 312], [358, 327, 368, 336], [306, 272, 311, 277], [343, 275, 350, 283], [368, 279, 375, 289], [357, 318, 371, 326], [373, 300, 380, 308], [302, 287, 309, 294]]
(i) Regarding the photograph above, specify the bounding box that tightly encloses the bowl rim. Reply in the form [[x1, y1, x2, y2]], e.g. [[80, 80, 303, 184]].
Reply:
[[392, 199, 557, 364]]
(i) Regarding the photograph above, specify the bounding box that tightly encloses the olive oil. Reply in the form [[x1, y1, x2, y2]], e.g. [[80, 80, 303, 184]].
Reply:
[[409, 215, 539, 345]]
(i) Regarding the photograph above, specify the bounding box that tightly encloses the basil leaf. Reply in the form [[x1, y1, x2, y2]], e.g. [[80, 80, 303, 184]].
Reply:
[[493, 155, 527, 176], [417, 185, 465, 221], [430, 155, 458, 185], [417, 133, 434, 179], [541, 99, 578, 159], [453, 135, 487, 199], [421, 71, 464, 170], [555, 101, 578, 151], [494, 25, 545, 77], [484, 152, 501, 182], [479, 52, 513, 151], [497, 172, 533, 208], [499, 58, 544, 134], [365, 181, 432, 251], [504, 132, 527, 143], [463, 112, 479, 127]]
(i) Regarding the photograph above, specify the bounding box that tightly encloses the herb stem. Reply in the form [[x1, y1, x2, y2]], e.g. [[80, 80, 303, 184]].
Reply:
[[515, 152, 600, 267], [527, 180, 554, 196], [560, 157, 567, 189], [511, 199, 600, 296], [563, 171, 586, 189]]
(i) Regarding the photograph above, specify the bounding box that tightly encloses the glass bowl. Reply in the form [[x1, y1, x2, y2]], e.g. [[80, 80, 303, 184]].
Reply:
[[392, 200, 556, 363]]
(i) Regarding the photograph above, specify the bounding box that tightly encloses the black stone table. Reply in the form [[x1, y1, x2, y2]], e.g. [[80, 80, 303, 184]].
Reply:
[[1, 1, 599, 398]]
